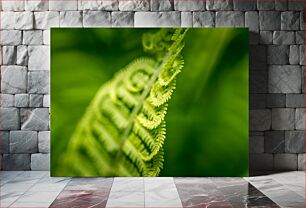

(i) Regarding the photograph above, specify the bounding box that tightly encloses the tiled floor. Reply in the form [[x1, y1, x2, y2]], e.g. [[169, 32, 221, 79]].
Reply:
[[1, 171, 304, 208]]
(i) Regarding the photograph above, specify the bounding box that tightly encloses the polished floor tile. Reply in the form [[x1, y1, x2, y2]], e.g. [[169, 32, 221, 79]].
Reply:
[[246, 176, 305, 208], [175, 178, 235, 208], [50, 190, 109, 208], [145, 178, 182, 207], [0, 171, 304, 208], [106, 191, 144, 207], [111, 177, 144, 192], [49, 178, 114, 208]]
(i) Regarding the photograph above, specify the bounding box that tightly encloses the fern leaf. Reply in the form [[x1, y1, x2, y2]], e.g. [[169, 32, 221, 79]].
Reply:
[[63, 28, 189, 176]]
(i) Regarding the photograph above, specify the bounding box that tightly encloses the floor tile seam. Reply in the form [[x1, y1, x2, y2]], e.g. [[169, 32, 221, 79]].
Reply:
[[259, 177, 305, 199], [5, 175, 45, 207], [105, 177, 117, 208], [10, 178, 71, 207], [143, 176, 146, 208], [1, 171, 25, 187], [247, 179, 290, 208], [172, 177, 188, 208]]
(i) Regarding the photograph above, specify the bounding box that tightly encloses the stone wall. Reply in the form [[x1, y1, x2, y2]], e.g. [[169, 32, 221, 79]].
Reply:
[[0, 0, 304, 172]]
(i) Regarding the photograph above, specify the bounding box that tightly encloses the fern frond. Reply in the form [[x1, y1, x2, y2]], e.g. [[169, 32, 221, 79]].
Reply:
[[63, 28, 188, 176]]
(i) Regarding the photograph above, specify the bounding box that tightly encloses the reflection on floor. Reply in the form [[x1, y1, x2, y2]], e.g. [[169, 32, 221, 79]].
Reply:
[[1, 171, 304, 208]]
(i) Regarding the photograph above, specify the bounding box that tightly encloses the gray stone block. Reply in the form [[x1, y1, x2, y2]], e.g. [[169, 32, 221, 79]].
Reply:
[[78, 0, 118, 10], [250, 153, 273, 170], [233, 0, 256, 10], [295, 108, 304, 130], [302, 66, 305, 93], [259, 31, 272, 44], [249, 45, 267, 68], [300, 45, 304, 65], [134, 12, 180, 27], [245, 11, 258, 32], [43, 30, 50, 45], [206, 0, 233, 10], [250, 136, 264, 153], [31, 153, 50, 170], [274, 153, 297, 170], [273, 31, 295, 45], [267, 45, 288, 64], [174, 0, 205, 11], [29, 94, 44, 107], [21, 108, 49, 131], [1, 30, 22, 45], [289, 45, 300, 65], [23, 30, 43, 45], [0, 131, 9, 153], [17, 45, 28, 66], [259, 11, 280, 30], [285, 130, 304, 153], [2, 1, 24, 11], [28, 71, 50, 94], [265, 131, 285, 153], [296, 31, 303, 44], [181, 12, 192, 27], [15, 94, 29, 107], [301, 12, 304, 30], [10, 131, 38, 153], [83, 11, 111, 27], [2, 46, 17, 65], [275, 0, 287, 11], [250, 109, 271, 131], [250, 94, 266, 109], [38, 131, 50, 153], [34, 11, 60, 29], [0, 94, 14, 107], [119, 0, 150, 11], [112, 12, 134, 27], [266, 94, 285, 108], [286, 94, 304, 107], [272, 108, 295, 130], [251, 33, 261, 45], [20, 108, 32, 124], [216, 11, 244, 27], [193, 12, 215, 27], [0, 108, 20, 130], [250, 70, 267, 93], [249, 33, 259, 45], [298, 154, 305, 170], [288, 0, 303, 10], [1, 12, 15, 29], [49, 0, 77, 10], [3, 154, 31, 170], [151, 0, 173, 11], [25, 0, 49, 11], [60, 11, 82, 27], [1, 66, 27, 94], [14, 12, 34, 30], [250, 131, 264, 136], [257, 0, 274, 10], [281, 11, 300, 30], [43, 95, 50, 107], [28, 46, 50, 71]]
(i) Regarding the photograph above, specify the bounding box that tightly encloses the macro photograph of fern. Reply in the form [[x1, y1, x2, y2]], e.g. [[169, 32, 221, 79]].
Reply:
[[51, 28, 248, 177]]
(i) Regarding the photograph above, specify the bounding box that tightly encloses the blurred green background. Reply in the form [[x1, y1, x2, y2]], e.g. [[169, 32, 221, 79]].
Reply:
[[51, 28, 248, 177]]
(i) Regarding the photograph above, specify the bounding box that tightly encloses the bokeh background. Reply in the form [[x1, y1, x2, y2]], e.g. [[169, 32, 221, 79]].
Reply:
[[51, 28, 248, 176]]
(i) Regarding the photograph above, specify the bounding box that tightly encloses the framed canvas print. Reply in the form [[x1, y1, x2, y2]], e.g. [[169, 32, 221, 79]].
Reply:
[[51, 28, 248, 177]]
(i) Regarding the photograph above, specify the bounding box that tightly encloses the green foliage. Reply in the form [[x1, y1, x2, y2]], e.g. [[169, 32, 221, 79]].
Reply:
[[52, 28, 249, 177], [62, 29, 188, 176]]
